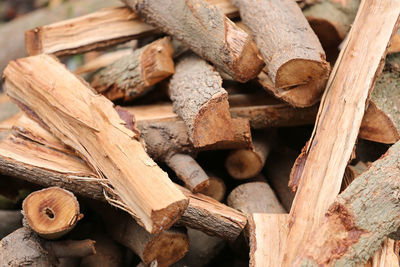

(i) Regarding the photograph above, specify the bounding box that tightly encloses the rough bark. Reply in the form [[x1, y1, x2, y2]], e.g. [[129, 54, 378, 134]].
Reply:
[[169, 54, 234, 148], [198, 175, 226, 202], [295, 140, 400, 266], [4, 54, 188, 233], [283, 1, 400, 265], [233, 0, 330, 107], [22, 187, 83, 240], [0, 210, 22, 239], [91, 37, 174, 101], [225, 131, 270, 179], [122, 0, 264, 82]]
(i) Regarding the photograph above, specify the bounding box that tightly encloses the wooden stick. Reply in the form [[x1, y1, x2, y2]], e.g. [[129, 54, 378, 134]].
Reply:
[[283, 1, 400, 265], [295, 140, 400, 266], [91, 37, 174, 101], [198, 175, 226, 202], [169, 54, 234, 148], [22, 187, 83, 240], [122, 0, 264, 82], [233, 0, 330, 107], [46, 239, 96, 259], [225, 132, 270, 179], [0, 210, 22, 239], [80, 233, 123, 267], [4, 54, 188, 234], [0, 119, 247, 240]]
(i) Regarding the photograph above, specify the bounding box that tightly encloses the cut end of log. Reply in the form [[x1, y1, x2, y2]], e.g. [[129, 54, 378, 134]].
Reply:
[[25, 28, 42, 56], [150, 198, 189, 233], [143, 229, 189, 267], [225, 149, 263, 179], [22, 187, 83, 239], [192, 92, 234, 148], [199, 176, 226, 202]]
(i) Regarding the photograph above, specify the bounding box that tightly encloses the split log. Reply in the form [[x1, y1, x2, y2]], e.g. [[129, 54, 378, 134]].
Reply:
[[122, 0, 264, 82], [359, 53, 400, 144], [294, 140, 400, 266], [98, 205, 189, 267], [0, 118, 247, 240], [91, 37, 174, 101], [233, 0, 330, 107], [199, 175, 226, 202], [169, 54, 234, 148], [389, 29, 400, 54], [227, 182, 286, 215], [172, 228, 225, 267], [366, 239, 400, 267], [24, 0, 238, 57], [0, 227, 95, 266], [22, 187, 83, 239], [0, 94, 19, 123], [283, 1, 400, 265], [225, 132, 270, 179], [0, 210, 22, 239], [3, 54, 188, 233]]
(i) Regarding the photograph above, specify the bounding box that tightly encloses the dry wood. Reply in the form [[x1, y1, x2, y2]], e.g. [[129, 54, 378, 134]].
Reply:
[[122, 0, 264, 82], [227, 182, 286, 215], [294, 140, 400, 266], [169, 54, 234, 148], [0, 210, 22, 239], [283, 1, 400, 265], [233, 0, 330, 107], [225, 132, 270, 179], [0, 94, 19, 124], [249, 214, 288, 267], [0, 227, 95, 266], [91, 37, 174, 101], [366, 239, 400, 267], [199, 175, 226, 202], [80, 233, 123, 267], [22, 187, 83, 240], [0, 117, 247, 240], [3, 54, 188, 233], [389, 29, 400, 54]]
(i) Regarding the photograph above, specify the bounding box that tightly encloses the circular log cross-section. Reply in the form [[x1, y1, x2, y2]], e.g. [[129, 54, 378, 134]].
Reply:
[[22, 187, 83, 239]]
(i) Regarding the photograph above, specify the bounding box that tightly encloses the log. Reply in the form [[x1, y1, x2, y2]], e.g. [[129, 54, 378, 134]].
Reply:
[[91, 37, 174, 101], [22, 187, 83, 240], [294, 140, 400, 266], [225, 132, 270, 179], [169, 54, 234, 148], [227, 182, 285, 215], [0, 117, 247, 240], [0, 210, 22, 239], [389, 29, 400, 54], [3, 54, 188, 233], [198, 175, 226, 202], [0, 227, 95, 266], [24, 0, 239, 57], [366, 239, 400, 267], [233, 0, 330, 107], [359, 53, 400, 144], [283, 1, 400, 265], [122, 0, 264, 82]]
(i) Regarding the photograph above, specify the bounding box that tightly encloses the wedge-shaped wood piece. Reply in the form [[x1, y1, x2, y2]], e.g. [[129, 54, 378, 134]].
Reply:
[[23, 187, 83, 240], [169, 54, 234, 148], [283, 1, 400, 265], [3, 54, 188, 234], [122, 0, 264, 82], [233, 0, 330, 107], [91, 37, 174, 101], [295, 141, 400, 266]]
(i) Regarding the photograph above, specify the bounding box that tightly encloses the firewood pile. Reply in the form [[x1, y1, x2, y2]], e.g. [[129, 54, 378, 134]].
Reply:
[[0, 0, 400, 266]]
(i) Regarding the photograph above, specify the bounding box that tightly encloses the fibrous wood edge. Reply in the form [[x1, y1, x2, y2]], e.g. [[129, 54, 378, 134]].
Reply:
[[91, 37, 174, 101], [249, 214, 288, 267], [169, 54, 234, 148], [122, 0, 264, 82], [22, 187, 83, 240], [366, 238, 399, 267], [0, 117, 247, 240], [3, 54, 188, 233], [233, 0, 330, 105], [284, 1, 400, 265], [295, 140, 400, 266]]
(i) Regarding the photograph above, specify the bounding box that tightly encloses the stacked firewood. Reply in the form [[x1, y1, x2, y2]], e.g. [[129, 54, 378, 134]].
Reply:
[[0, 0, 400, 266]]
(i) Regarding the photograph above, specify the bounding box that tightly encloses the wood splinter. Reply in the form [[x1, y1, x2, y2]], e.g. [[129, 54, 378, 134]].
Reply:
[[122, 0, 264, 82], [91, 37, 175, 101], [22, 187, 83, 240]]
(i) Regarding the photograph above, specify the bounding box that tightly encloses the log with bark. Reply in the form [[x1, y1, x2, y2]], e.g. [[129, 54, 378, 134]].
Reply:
[[198, 175, 226, 202], [22, 187, 83, 240], [0, 210, 22, 239], [283, 1, 400, 265], [169, 54, 234, 148], [91, 37, 174, 101], [122, 0, 265, 82], [3, 54, 188, 233], [233, 0, 330, 107]]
